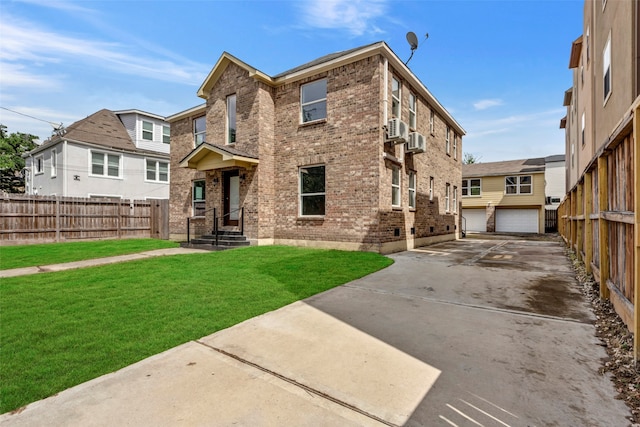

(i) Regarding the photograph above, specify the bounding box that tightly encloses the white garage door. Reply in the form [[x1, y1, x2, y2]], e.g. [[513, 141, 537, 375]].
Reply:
[[496, 209, 539, 233], [462, 209, 486, 232]]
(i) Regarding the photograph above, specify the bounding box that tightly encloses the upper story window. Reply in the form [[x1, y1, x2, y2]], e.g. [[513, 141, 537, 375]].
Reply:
[[581, 112, 586, 146], [194, 116, 206, 146], [445, 126, 451, 154], [462, 178, 481, 196], [162, 126, 170, 144], [34, 155, 43, 175], [146, 159, 169, 182], [429, 109, 435, 135], [603, 33, 611, 103], [453, 186, 457, 212], [391, 77, 401, 118], [453, 134, 458, 160], [505, 175, 532, 195], [408, 171, 416, 209], [50, 149, 57, 178], [142, 121, 153, 141], [227, 94, 236, 144], [408, 93, 417, 129], [301, 79, 327, 123], [299, 165, 325, 216], [429, 176, 434, 201], [91, 151, 121, 178], [193, 180, 205, 217], [586, 27, 590, 65], [391, 167, 401, 207]]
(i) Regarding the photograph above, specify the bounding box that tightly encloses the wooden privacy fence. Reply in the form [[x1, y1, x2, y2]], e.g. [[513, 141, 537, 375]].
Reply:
[[0, 194, 169, 244]]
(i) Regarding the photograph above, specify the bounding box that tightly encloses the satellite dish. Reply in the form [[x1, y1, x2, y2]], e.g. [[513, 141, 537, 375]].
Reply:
[[406, 32, 419, 51]]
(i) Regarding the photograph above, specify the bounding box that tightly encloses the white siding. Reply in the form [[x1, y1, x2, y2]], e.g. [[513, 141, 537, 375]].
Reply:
[[544, 159, 566, 209], [118, 113, 137, 142]]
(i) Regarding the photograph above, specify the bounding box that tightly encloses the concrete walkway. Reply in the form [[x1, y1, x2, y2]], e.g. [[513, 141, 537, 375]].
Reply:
[[0, 247, 208, 278], [0, 239, 630, 426]]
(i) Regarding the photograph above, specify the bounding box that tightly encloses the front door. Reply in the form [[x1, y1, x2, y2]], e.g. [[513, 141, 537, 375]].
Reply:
[[223, 170, 239, 226]]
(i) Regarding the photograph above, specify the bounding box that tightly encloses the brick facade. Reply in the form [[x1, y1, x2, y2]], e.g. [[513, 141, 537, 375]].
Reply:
[[168, 43, 464, 253]]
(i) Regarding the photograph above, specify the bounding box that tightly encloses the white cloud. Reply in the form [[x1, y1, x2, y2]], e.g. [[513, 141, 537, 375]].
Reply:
[[473, 98, 504, 110], [299, 0, 388, 36], [0, 16, 207, 86], [0, 62, 62, 89]]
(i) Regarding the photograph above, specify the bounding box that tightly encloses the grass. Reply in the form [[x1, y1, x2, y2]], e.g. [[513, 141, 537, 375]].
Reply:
[[0, 245, 393, 414], [0, 239, 180, 270]]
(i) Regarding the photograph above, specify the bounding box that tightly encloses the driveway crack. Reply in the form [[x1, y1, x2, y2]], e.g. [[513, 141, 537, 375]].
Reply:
[[462, 241, 509, 265]]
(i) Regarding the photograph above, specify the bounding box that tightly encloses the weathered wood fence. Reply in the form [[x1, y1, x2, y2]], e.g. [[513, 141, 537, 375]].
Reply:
[[0, 194, 169, 245]]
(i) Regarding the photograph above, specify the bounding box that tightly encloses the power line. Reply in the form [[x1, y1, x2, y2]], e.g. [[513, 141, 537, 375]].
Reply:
[[0, 106, 64, 129]]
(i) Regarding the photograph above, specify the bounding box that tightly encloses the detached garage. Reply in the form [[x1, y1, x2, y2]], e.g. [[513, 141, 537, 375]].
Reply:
[[462, 209, 487, 232], [495, 209, 539, 233]]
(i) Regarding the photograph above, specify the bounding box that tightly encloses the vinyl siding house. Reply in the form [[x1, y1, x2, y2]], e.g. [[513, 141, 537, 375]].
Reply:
[[461, 158, 546, 234], [168, 41, 465, 253], [24, 109, 170, 200]]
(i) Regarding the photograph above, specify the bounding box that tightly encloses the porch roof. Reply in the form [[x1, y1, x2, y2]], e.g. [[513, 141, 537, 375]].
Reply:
[[179, 143, 259, 171]]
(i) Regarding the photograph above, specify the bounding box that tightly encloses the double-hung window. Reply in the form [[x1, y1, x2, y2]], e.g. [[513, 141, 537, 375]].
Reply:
[[227, 94, 236, 144], [429, 176, 434, 201], [194, 116, 206, 146], [453, 186, 457, 212], [146, 160, 169, 182], [91, 151, 120, 178], [299, 165, 325, 216], [445, 183, 451, 212], [391, 77, 401, 118], [391, 167, 401, 207], [453, 134, 457, 160], [462, 179, 481, 196], [142, 121, 153, 141], [162, 126, 170, 144], [301, 79, 327, 123], [429, 110, 434, 135], [603, 34, 611, 102], [193, 180, 205, 216], [408, 171, 416, 209], [505, 175, 532, 195], [408, 93, 417, 129], [50, 149, 57, 178], [445, 126, 451, 154]]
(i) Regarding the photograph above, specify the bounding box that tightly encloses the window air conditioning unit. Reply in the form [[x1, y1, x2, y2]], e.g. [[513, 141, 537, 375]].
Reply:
[[406, 132, 426, 153], [387, 118, 409, 143]]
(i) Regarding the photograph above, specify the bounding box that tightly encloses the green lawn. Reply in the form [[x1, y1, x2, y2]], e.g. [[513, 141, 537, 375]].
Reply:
[[0, 239, 180, 270], [0, 245, 393, 414]]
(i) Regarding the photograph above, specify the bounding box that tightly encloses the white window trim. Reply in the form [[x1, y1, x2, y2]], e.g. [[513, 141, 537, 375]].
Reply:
[[50, 150, 57, 178], [192, 180, 206, 217], [391, 167, 401, 207], [391, 77, 401, 119], [504, 175, 533, 195], [226, 94, 236, 144], [603, 32, 611, 105], [453, 134, 458, 160], [194, 116, 206, 146], [34, 155, 44, 175], [445, 126, 451, 155], [453, 186, 457, 213], [300, 79, 327, 124], [142, 120, 154, 141], [145, 159, 169, 183], [408, 92, 417, 130], [89, 150, 122, 179], [408, 171, 416, 209], [429, 110, 435, 135], [445, 183, 451, 212], [429, 176, 434, 201], [462, 178, 482, 197], [299, 164, 326, 217], [162, 126, 170, 144]]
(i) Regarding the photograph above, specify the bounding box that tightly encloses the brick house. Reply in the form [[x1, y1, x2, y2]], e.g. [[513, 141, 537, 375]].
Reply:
[[168, 42, 465, 254]]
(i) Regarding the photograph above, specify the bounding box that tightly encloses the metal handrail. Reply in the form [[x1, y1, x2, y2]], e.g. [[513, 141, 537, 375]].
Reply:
[[186, 206, 244, 245]]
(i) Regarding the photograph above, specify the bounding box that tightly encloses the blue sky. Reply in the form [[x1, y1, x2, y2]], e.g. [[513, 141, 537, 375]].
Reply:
[[0, 0, 582, 162]]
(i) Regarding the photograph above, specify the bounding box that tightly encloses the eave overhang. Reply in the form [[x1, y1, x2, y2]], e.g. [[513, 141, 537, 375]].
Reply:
[[560, 116, 567, 129], [179, 143, 259, 171], [563, 88, 573, 106], [569, 36, 583, 69]]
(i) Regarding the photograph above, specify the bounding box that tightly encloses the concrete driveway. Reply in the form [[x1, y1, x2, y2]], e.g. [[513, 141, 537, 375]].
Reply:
[[1, 237, 629, 426]]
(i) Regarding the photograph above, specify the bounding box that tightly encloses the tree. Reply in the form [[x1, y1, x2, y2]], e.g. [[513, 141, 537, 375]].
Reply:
[[0, 124, 38, 193], [463, 152, 481, 164]]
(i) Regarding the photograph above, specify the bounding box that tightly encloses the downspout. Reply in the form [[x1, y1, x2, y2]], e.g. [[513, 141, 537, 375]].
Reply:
[[383, 57, 389, 126], [63, 140, 68, 196]]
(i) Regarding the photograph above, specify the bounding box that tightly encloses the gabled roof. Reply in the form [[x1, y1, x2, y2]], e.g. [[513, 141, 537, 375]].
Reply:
[[196, 42, 465, 136], [462, 157, 546, 178], [179, 142, 259, 171]]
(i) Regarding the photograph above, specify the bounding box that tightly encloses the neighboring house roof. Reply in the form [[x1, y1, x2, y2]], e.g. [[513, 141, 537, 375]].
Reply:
[[112, 109, 167, 121], [545, 154, 565, 163], [462, 158, 546, 178], [195, 41, 465, 136], [27, 109, 168, 158]]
